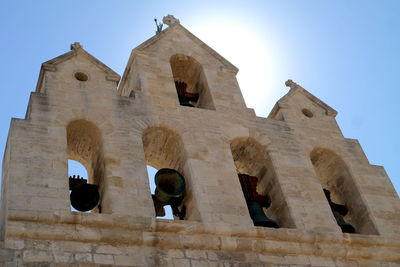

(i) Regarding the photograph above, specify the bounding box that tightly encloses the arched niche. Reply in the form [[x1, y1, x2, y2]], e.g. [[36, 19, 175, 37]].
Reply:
[[142, 126, 185, 171], [67, 119, 104, 213], [310, 147, 378, 234], [142, 126, 190, 220], [230, 137, 294, 228], [170, 54, 215, 110]]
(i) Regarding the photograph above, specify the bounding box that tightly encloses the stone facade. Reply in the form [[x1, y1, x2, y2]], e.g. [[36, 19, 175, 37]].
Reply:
[[0, 16, 399, 266]]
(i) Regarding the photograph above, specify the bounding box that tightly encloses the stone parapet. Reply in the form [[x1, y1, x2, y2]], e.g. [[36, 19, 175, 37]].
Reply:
[[3, 210, 400, 265]]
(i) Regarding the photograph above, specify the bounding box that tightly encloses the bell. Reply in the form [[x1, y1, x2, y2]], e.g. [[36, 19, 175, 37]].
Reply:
[[178, 97, 194, 107], [247, 200, 279, 228], [70, 183, 100, 212], [152, 168, 186, 219], [333, 211, 356, 233], [154, 168, 186, 203], [323, 189, 356, 234], [175, 80, 198, 107], [339, 223, 356, 234]]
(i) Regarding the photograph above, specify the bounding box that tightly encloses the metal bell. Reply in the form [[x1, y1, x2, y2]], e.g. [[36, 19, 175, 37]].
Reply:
[[175, 80, 199, 107], [247, 200, 279, 228], [154, 168, 186, 202], [152, 168, 186, 219], [323, 189, 356, 234], [333, 211, 356, 233], [70, 183, 100, 212], [238, 173, 280, 228]]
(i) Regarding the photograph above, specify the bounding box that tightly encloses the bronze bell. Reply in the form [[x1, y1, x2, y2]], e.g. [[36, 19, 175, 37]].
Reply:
[[178, 96, 195, 107], [175, 80, 199, 107], [323, 189, 356, 234], [238, 174, 280, 228], [154, 168, 186, 202], [69, 175, 100, 212], [333, 211, 356, 233], [152, 168, 186, 219], [247, 200, 279, 228]]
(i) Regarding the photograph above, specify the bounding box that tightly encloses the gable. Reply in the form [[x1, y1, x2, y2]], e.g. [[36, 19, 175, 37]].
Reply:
[[136, 23, 237, 71], [269, 80, 337, 119], [118, 23, 238, 92], [35, 43, 120, 93]]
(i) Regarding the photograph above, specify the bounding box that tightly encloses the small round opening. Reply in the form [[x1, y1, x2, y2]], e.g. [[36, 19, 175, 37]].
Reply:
[[74, 72, 88, 81], [302, 108, 313, 118]]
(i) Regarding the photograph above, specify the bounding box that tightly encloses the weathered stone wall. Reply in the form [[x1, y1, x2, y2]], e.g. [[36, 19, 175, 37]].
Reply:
[[273, 85, 400, 236], [1, 214, 400, 266], [1, 20, 399, 266]]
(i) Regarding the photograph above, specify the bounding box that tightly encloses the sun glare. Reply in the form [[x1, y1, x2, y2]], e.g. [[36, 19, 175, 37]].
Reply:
[[191, 19, 280, 116]]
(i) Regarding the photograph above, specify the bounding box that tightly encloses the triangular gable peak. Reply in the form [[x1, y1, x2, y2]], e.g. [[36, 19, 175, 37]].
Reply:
[[137, 23, 237, 71], [35, 42, 120, 92], [118, 17, 238, 91], [269, 80, 337, 119]]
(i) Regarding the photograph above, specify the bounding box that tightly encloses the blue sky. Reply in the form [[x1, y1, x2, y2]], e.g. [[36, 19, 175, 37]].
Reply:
[[0, 0, 399, 203]]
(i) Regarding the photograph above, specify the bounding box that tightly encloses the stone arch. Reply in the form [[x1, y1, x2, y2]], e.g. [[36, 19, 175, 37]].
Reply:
[[67, 119, 105, 212], [170, 54, 215, 110], [310, 147, 378, 234], [230, 136, 294, 228], [142, 126, 185, 172], [142, 126, 191, 220]]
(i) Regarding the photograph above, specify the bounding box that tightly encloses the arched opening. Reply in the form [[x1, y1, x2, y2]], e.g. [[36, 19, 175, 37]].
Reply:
[[310, 148, 378, 234], [68, 160, 89, 178], [230, 137, 294, 228], [67, 119, 104, 213], [142, 126, 188, 220], [170, 54, 215, 110]]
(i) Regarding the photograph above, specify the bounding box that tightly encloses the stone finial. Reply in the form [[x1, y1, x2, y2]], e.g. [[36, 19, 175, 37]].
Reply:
[[285, 79, 297, 88], [285, 79, 302, 90], [70, 42, 83, 51], [163, 15, 180, 26]]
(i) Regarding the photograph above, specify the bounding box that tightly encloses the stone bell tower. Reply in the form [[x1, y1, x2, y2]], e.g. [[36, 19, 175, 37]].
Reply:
[[0, 15, 399, 266]]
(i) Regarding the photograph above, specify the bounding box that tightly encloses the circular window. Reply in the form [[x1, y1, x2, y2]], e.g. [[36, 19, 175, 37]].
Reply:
[[302, 108, 313, 118], [74, 72, 88, 81]]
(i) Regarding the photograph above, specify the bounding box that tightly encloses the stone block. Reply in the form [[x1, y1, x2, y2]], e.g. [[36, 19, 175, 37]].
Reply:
[[21, 263, 51, 267], [93, 254, 114, 264], [77, 264, 97, 267], [55, 241, 92, 253], [284, 255, 310, 265], [258, 254, 285, 264], [173, 258, 191, 267], [185, 249, 207, 259], [23, 250, 53, 263], [309, 256, 336, 266], [167, 249, 185, 258], [4, 239, 24, 250], [75, 253, 93, 263], [0, 249, 15, 262], [95, 245, 123, 255], [114, 255, 145, 266], [207, 251, 219, 261], [53, 251, 73, 263], [191, 259, 211, 267], [54, 264, 78, 267]]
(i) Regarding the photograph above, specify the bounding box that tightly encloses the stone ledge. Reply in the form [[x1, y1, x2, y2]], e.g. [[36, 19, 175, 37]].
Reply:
[[5, 211, 400, 263]]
